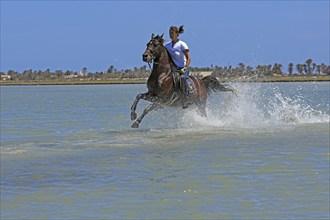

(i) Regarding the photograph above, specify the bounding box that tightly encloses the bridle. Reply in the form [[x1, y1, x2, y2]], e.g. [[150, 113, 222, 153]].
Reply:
[[145, 48, 155, 70], [144, 45, 170, 71]]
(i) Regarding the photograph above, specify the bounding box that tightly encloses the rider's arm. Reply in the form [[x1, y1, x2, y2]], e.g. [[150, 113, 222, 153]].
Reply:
[[183, 50, 191, 67]]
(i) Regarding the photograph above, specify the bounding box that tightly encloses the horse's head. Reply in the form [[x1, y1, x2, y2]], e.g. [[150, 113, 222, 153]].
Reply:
[[142, 33, 164, 62]]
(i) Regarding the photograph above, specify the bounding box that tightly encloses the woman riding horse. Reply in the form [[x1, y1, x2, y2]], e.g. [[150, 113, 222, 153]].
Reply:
[[130, 33, 235, 128], [165, 25, 191, 108]]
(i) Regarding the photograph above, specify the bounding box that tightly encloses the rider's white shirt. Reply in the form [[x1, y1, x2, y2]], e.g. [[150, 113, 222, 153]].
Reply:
[[165, 40, 189, 68]]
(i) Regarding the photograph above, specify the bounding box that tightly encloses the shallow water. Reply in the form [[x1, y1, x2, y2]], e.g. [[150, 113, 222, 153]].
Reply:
[[1, 82, 329, 219]]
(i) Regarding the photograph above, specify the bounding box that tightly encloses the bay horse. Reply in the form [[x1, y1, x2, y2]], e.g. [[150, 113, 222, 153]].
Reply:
[[130, 34, 235, 128]]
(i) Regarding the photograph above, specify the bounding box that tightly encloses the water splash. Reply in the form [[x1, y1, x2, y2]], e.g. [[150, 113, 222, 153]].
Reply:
[[267, 92, 328, 124], [176, 82, 329, 130]]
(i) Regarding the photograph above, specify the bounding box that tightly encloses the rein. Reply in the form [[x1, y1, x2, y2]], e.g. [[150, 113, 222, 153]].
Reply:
[[147, 62, 153, 71], [147, 61, 171, 72], [146, 47, 171, 73]]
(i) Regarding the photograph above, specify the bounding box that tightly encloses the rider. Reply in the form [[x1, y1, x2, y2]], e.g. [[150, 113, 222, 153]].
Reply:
[[165, 25, 191, 109]]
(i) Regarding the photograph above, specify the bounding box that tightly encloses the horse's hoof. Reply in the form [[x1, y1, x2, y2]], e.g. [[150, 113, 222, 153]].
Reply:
[[131, 122, 139, 128], [131, 112, 137, 120]]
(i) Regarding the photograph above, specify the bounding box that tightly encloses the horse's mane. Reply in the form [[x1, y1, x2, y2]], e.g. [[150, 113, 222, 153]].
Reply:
[[164, 44, 178, 70], [155, 35, 177, 69]]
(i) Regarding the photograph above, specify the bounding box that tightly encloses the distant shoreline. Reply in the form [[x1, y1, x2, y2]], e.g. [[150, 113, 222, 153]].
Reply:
[[0, 76, 329, 86]]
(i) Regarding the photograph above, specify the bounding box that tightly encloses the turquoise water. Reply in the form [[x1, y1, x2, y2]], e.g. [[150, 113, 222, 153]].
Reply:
[[1, 82, 329, 219]]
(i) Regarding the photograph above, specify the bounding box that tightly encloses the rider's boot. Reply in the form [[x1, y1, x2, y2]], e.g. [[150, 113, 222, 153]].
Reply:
[[181, 79, 188, 109]]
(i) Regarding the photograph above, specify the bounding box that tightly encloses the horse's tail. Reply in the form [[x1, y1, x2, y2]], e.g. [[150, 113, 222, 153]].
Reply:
[[201, 75, 236, 95]]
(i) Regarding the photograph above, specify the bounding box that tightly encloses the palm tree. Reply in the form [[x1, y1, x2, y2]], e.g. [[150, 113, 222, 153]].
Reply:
[[303, 64, 308, 75], [277, 64, 283, 75], [55, 70, 63, 78], [326, 65, 330, 75], [7, 70, 18, 81], [312, 63, 317, 74], [238, 63, 245, 70], [272, 63, 282, 75], [256, 65, 262, 76], [237, 63, 245, 77], [82, 67, 87, 75], [305, 58, 313, 75], [296, 64, 304, 75], [107, 65, 115, 74], [321, 63, 327, 74], [316, 65, 321, 75], [267, 65, 272, 76], [246, 66, 253, 76], [288, 63, 294, 75]]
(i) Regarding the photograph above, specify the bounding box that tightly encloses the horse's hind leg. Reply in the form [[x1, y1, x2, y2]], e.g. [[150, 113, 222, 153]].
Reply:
[[130, 92, 152, 120], [131, 102, 159, 128]]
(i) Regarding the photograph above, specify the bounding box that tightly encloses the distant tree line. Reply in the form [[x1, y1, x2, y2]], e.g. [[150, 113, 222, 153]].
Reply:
[[1, 58, 329, 81], [209, 59, 329, 78]]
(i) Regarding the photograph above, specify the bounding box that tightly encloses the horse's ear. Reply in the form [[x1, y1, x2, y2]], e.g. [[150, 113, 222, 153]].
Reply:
[[151, 33, 155, 39], [157, 33, 164, 43]]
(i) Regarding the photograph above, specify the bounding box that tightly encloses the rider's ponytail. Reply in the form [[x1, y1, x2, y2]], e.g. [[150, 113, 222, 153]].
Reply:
[[178, 25, 184, 34], [170, 25, 185, 35]]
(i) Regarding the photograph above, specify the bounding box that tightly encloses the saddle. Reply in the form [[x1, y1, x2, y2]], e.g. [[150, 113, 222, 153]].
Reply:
[[171, 71, 195, 96]]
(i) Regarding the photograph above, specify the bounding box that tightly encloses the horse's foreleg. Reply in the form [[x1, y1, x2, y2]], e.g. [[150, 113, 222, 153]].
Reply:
[[131, 92, 150, 120], [131, 102, 159, 128]]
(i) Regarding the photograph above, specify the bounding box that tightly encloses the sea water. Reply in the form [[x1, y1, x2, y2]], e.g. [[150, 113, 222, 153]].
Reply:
[[1, 82, 329, 219]]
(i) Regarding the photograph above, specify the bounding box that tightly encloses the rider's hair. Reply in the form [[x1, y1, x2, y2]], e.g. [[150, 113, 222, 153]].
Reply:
[[170, 25, 184, 34]]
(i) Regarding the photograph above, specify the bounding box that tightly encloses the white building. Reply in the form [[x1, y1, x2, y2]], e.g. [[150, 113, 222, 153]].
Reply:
[[1, 75, 11, 81]]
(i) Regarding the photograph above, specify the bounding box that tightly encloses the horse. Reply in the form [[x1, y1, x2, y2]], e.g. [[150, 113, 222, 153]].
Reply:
[[130, 33, 235, 128]]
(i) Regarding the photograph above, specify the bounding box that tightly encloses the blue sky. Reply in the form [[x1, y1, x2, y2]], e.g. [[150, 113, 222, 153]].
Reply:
[[1, 0, 329, 73]]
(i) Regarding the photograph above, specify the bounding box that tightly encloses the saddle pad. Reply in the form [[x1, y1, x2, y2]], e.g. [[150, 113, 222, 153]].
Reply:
[[186, 78, 195, 95]]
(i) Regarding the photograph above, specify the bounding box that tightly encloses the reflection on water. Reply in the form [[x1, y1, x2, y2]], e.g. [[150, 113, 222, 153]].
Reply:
[[1, 83, 329, 219]]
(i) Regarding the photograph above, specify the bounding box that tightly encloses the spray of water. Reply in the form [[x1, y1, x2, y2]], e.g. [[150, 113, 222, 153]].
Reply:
[[267, 91, 328, 124], [172, 82, 330, 131]]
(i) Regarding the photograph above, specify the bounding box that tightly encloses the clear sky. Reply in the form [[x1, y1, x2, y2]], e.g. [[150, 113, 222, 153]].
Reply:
[[1, 0, 329, 73]]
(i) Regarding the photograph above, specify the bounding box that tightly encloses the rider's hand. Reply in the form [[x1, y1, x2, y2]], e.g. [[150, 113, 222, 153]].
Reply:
[[179, 66, 188, 74]]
